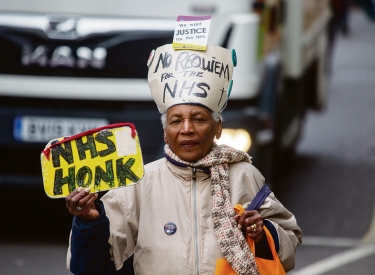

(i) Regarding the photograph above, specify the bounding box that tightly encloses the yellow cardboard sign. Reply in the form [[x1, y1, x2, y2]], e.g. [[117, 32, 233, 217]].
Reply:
[[40, 123, 144, 198]]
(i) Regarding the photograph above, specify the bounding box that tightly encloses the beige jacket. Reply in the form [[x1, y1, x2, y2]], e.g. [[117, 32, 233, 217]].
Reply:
[[70, 158, 302, 274]]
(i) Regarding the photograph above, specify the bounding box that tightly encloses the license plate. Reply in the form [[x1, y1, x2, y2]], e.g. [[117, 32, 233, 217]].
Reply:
[[13, 116, 109, 143]]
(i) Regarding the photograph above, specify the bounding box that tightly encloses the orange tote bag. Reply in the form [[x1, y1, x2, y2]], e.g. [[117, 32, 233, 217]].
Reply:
[[214, 203, 286, 275]]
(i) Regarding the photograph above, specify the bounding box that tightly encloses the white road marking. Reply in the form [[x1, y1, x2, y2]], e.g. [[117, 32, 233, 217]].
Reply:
[[290, 200, 375, 274], [301, 236, 361, 247], [289, 244, 375, 275], [362, 199, 375, 243]]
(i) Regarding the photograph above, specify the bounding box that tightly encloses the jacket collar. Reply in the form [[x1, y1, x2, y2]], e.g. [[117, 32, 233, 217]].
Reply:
[[164, 154, 211, 174], [164, 156, 211, 182]]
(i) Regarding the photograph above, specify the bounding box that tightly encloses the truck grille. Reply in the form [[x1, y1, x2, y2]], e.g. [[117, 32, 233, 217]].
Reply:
[[0, 13, 174, 78]]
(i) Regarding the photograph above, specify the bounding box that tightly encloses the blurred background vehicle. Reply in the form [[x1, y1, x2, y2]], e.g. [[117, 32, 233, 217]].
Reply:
[[0, 0, 331, 188]]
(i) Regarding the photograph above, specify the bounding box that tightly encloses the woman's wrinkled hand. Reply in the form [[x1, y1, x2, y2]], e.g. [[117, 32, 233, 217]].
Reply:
[[65, 187, 99, 221], [235, 210, 264, 243]]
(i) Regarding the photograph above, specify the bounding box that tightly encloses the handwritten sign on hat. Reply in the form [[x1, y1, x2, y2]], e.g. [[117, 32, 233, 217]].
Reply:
[[148, 44, 236, 114]]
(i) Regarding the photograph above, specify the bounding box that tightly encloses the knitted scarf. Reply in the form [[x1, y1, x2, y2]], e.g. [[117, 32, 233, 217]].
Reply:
[[164, 143, 259, 275]]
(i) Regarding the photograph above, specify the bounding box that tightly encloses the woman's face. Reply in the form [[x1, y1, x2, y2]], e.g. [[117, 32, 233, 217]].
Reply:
[[164, 104, 222, 162]]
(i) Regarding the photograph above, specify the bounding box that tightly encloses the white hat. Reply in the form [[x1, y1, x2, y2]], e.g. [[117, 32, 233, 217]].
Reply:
[[147, 44, 236, 113]]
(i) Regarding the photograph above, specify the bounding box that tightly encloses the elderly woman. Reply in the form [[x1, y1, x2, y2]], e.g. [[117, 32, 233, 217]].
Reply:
[[65, 44, 302, 275]]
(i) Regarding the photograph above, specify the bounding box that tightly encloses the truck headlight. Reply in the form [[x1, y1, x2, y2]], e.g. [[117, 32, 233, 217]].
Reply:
[[215, 129, 252, 152]]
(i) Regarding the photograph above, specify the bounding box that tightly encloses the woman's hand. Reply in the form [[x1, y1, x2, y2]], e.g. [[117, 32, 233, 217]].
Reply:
[[65, 187, 99, 221], [235, 210, 264, 243]]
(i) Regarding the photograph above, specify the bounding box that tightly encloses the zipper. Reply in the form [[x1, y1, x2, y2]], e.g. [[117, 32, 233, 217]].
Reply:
[[192, 167, 199, 275]]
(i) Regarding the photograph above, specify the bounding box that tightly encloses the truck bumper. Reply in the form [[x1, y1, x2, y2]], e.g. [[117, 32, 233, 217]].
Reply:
[[0, 96, 165, 185]]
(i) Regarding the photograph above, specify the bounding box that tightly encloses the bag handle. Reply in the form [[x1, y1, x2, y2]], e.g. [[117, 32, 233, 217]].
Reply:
[[246, 185, 272, 211]]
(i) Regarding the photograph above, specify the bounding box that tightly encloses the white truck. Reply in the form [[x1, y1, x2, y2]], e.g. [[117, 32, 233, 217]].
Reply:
[[0, 0, 330, 185]]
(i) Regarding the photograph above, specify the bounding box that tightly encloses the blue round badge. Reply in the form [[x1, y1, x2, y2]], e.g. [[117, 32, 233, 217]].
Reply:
[[164, 222, 177, 235]]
